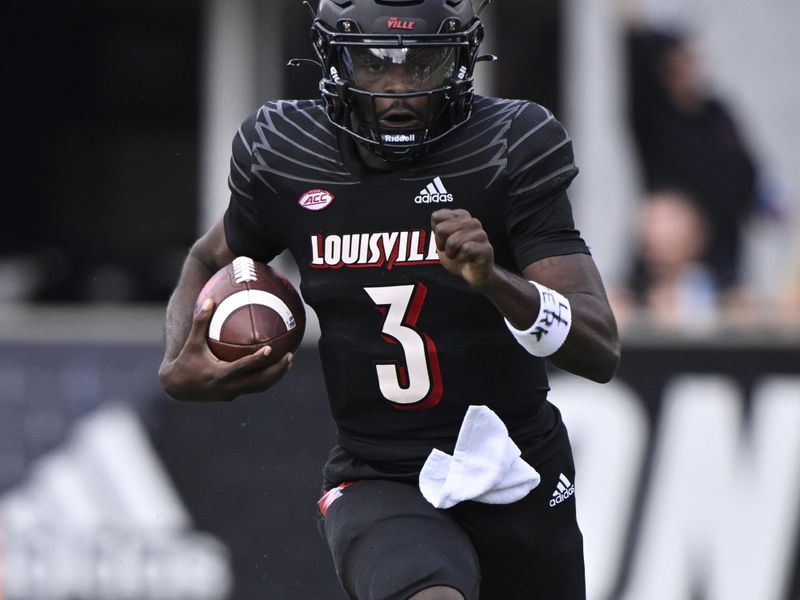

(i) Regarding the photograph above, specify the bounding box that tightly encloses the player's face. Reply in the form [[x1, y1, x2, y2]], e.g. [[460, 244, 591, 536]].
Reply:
[[346, 46, 456, 92], [341, 46, 456, 129]]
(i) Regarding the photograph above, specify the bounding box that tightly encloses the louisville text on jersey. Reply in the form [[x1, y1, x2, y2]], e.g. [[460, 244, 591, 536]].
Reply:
[[310, 230, 440, 270]]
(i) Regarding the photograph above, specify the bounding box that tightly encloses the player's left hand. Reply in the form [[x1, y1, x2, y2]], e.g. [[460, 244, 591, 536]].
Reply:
[[432, 208, 495, 289]]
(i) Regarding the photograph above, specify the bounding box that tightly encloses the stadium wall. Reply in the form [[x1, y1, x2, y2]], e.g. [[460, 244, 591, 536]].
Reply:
[[0, 307, 798, 599]]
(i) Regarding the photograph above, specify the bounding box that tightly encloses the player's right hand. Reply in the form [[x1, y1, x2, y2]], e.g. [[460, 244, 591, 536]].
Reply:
[[158, 299, 293, 402]]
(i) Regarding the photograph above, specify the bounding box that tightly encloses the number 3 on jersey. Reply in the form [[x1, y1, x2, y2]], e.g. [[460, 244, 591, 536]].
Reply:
[[364, 284, 443, 410]]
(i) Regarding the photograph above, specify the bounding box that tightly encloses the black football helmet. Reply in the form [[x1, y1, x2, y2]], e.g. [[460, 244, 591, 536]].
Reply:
[[311, 0, 485, 161]]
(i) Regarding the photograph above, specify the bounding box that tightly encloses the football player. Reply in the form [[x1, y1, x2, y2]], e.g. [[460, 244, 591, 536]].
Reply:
[[159, 1, 620, 598]]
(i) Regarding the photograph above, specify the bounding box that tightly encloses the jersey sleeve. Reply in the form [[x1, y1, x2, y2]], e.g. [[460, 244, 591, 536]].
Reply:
[[504, 102, 589, 270], [223, 110, 285, 262]]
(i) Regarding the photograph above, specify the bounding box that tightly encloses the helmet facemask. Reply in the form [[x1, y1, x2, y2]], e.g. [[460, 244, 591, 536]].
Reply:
[[313, 18, 483, 162]]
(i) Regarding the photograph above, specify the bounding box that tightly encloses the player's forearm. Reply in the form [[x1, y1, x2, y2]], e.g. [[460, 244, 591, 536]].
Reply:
[[478, 265, 542, 329], [480, 264, 620, 383], [162, 220, 236, 363], [162, 252, 216, 362], [547, 291, 619, 382]]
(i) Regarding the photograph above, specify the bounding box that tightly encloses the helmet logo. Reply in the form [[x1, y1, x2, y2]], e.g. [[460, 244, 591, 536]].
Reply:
[[330, 66, 341, 83], [387, 16, 415, 30], [383, 133, 416, 143], [298, 189, 335, 211]]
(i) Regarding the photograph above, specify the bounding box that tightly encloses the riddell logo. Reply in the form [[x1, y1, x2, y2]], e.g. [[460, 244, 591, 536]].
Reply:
[[299, 189, 334, 211], [383, 133, 416, 143], [387, 16, 415, 30]]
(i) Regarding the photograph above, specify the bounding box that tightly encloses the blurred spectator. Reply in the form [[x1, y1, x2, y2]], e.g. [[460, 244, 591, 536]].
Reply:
[[626, 25, 759, 306], [614, 190, 717, 330], [778, 230, 800, 324]]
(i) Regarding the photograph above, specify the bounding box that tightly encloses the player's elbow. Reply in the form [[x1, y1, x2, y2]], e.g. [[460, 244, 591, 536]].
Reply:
[[550, 340, 620, 383], [586, 342, 621, 383]]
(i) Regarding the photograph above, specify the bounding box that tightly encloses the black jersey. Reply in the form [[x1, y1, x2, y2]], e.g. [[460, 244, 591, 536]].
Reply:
[[223, 95, 589, 471]]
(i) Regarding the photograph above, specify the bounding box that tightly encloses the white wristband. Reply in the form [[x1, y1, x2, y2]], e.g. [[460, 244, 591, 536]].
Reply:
[[504, 281, 572, 357]]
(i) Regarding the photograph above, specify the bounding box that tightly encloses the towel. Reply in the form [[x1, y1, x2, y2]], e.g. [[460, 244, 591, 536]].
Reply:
[[419, 405, 541, 509]]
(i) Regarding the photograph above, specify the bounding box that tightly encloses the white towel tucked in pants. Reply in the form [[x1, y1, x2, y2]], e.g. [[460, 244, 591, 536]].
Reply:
[[419, 405, 541, 509]]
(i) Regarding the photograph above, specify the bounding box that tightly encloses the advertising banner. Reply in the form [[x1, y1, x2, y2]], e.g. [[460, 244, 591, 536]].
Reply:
[[0, 339, 797, 599]]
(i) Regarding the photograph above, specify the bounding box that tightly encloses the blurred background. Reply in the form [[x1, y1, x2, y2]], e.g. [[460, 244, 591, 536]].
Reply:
[[1, 0, 798, 599]]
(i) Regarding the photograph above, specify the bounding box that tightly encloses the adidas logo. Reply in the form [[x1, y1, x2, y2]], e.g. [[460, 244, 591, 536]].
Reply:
[[1, 405, 231, 595], [414, 177, 454, 204], [549, 473, 575, 507]]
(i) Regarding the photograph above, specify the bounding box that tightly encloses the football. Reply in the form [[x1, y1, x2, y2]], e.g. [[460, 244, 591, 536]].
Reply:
[[197, 257, 306, 363]]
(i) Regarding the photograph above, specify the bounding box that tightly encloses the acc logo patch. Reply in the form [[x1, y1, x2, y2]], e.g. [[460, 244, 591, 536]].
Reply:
[[298, 189, 334, 211]]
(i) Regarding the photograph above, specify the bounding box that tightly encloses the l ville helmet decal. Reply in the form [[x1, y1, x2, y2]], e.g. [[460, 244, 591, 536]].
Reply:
[[387, 16, 415, 30], [299, 189, 335, 211], [310, 229, 440, 270]]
